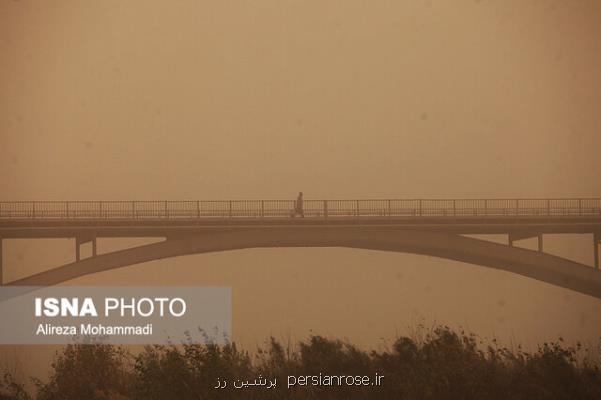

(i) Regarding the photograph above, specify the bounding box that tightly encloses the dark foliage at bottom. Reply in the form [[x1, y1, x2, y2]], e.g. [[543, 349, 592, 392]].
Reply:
[[2, 326, 600, 399]]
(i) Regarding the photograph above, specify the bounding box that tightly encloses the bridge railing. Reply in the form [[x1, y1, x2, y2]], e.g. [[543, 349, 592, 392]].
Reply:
[[0, 199, 600, 220]]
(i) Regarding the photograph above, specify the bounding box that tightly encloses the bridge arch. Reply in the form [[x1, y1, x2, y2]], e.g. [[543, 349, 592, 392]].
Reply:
[[8, 227, 601, 299]]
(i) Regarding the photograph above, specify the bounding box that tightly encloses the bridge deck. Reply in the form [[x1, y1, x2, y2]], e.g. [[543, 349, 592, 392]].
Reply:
[[0, 198, 600, 237], [1, 198, 600, 218]]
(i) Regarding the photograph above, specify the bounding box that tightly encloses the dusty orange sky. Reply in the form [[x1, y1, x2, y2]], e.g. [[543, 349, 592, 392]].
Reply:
[[1, 0, 601, 381]]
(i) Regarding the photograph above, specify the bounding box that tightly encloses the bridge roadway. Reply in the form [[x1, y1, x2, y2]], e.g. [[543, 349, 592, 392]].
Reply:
[[0, 199, 600, 298]]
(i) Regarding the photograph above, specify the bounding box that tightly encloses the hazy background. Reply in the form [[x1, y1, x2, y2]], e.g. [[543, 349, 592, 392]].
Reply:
[[1, 0, 601, 382]]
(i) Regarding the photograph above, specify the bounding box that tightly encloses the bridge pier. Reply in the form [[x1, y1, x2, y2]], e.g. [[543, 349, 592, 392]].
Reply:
[[595, 233, 600, 269], [509, 232, 543, 252]]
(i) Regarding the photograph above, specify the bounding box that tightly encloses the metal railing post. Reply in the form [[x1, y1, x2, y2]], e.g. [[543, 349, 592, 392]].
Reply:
[[197, 201, 201, 218], [324, 200, 328, 220]]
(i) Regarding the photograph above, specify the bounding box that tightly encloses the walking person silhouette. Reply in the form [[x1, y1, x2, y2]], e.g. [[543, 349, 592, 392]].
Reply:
[[292, 192, 304, 217]]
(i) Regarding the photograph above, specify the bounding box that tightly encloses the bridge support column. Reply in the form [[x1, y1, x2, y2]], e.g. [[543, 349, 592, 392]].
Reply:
[[595, 233, 600, 269], [509, 232, 542, 251]]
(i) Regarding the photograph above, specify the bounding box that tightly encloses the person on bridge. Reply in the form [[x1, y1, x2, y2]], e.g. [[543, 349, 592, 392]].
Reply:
[[292, 192, 304, 217]]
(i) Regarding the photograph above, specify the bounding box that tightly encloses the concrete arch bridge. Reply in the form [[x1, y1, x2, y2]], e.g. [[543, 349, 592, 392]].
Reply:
[[0, 198, 600, 299]]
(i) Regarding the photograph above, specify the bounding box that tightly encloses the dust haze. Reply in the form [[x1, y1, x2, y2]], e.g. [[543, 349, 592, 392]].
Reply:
[[1, 0, 601, 381]]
